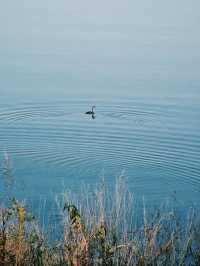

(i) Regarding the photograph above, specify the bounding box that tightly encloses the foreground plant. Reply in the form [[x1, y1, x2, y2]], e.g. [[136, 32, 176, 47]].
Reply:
[[0, 177, 200, 266]]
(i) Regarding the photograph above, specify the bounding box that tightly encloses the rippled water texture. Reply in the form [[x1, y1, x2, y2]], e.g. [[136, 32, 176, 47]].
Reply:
[[0, 97, 200, 204]]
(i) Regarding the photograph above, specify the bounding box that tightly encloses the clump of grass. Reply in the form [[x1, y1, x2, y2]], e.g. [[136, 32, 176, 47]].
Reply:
[[0, 176, 200, 266], [0, 199, 27, 265], [1, 152, 15, 191]]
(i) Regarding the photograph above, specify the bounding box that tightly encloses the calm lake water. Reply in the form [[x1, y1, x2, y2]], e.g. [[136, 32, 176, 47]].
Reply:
[[0, 0, 200, 210], [0, 93, 200, 207]]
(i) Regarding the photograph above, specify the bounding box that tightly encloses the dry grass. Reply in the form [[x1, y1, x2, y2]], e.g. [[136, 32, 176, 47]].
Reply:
[[0, 176, 200, 266]]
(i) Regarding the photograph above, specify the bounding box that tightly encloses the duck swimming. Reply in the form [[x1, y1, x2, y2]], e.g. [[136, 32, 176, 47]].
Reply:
[[85, 106, 95, 115]]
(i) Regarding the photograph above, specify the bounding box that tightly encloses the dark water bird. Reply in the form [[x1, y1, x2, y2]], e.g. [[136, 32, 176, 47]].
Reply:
[[85, 106, 95, 115]]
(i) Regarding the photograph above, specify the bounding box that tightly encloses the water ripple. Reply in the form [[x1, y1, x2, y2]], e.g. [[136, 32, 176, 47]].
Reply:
[[0, 100, 200, 201]]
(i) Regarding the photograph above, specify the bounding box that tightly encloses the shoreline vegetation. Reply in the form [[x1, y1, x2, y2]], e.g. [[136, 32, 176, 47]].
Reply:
[[0, 176, 200, 266]]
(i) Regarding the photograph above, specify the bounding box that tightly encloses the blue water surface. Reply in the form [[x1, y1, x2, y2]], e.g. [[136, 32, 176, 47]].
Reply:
[[0, 0, 200, 211], [0, 94, 199, 208]]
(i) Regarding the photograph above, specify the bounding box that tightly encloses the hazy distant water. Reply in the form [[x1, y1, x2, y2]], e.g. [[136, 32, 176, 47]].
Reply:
[[0, 94, 200, 206], [0, 0, 200, 208]]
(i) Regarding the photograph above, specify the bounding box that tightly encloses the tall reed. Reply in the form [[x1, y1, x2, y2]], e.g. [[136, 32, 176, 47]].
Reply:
[[0, 175, 200, 265]]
